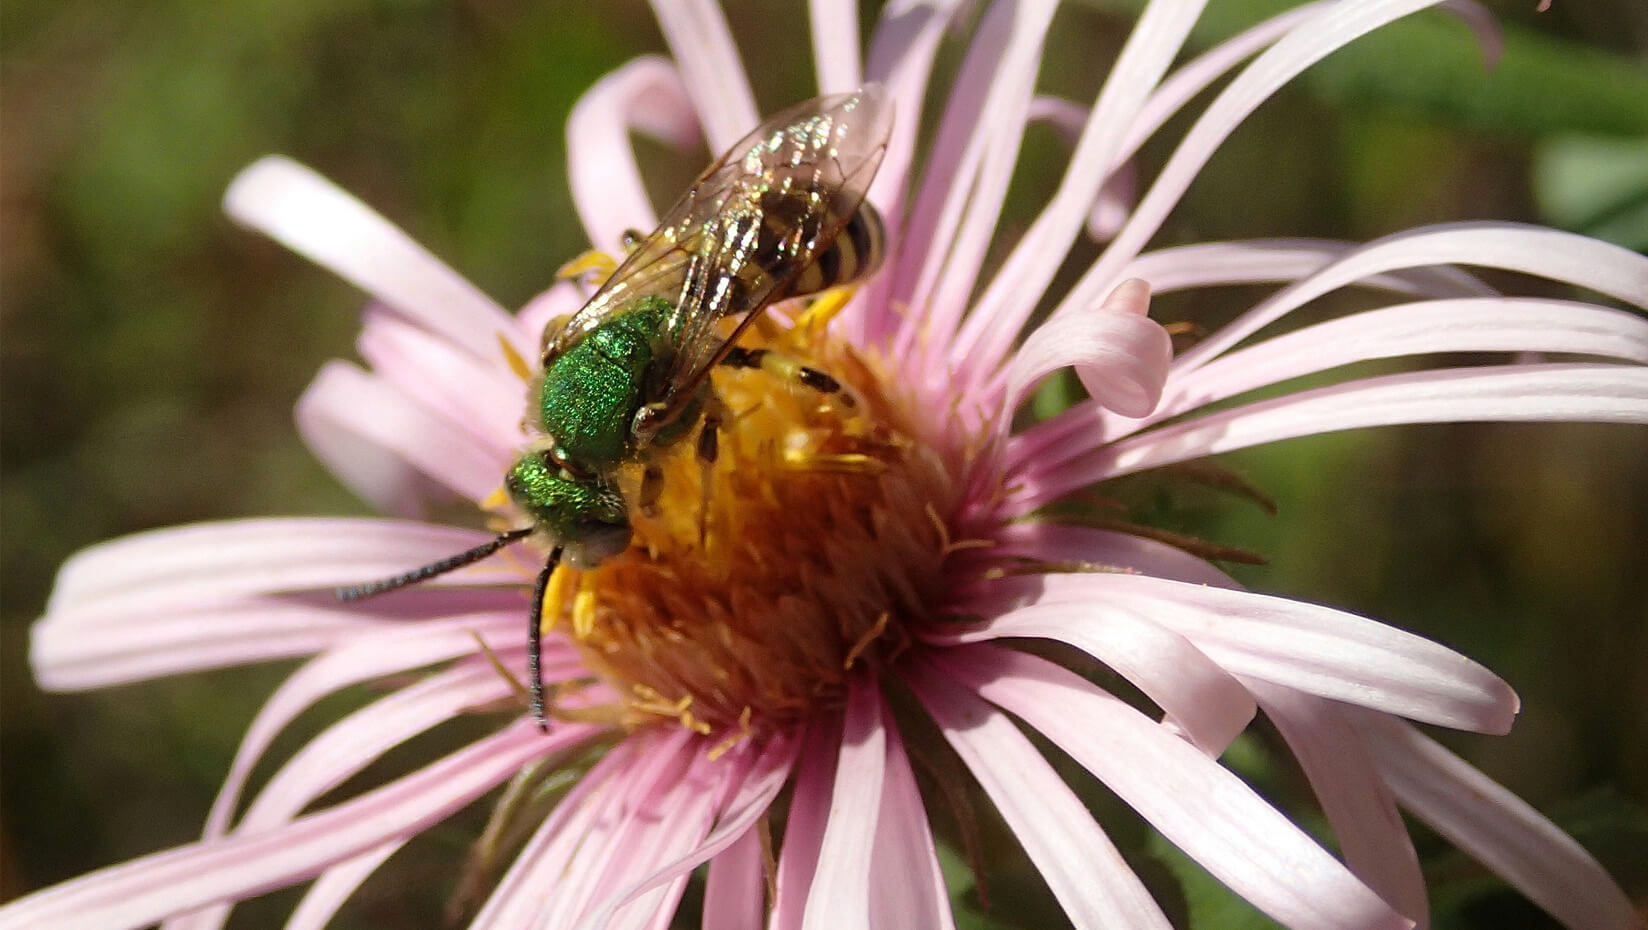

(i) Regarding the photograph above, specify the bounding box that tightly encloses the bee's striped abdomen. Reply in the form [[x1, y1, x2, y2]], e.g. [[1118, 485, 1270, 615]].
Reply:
[[724, 190, 887, 314], [788, 201, 885, 298]]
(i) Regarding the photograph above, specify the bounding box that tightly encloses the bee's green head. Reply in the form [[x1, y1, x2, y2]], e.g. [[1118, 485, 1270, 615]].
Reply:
[[505, 453, 630, 568]]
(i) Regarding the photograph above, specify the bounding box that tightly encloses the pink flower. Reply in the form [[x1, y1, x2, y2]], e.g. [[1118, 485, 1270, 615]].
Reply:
[[11, 2, 1647, 930]]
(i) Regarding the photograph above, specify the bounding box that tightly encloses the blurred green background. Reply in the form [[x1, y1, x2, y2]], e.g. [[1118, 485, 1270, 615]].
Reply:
[[2, 1, 1645, 927]]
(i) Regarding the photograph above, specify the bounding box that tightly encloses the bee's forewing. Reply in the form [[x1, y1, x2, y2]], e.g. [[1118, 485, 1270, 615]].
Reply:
[[549, 86, 891, 393]]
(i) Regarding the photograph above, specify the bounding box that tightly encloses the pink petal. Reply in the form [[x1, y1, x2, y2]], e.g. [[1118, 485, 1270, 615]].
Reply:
[[233, 663, 527, 836], [468, 739, 646, 930], [1356, 711, 1639, 930], [904, 656, 1175, 930], [566, 57, 701, 252], [0, 723, 558, 930], [940, 645, 1412, 930], [576, 734, 798, 930], [702, 826, 765, 930], [868, 703, 956, 930], [1122, 2, 1331, 159], [1154, 298, 1648, 421], [929, 599, 1256, 756], [1025, 363, 1648, 505], [888, 0, 1057, 360], [647, 0, 758, 152], [1172, 223, 1648, 374], [555, 732, 723, 930], [33, 597, 388, 690], [948, 0, 1205, 373], [977, 522, 1236, 589], [856, 0, 965, 344], [810, 0, 862, 93], [283, 842, 403, 930], [539, 729, 702, 929], [801, 675, 886, 930], [356, 307, 525, 456], [1248, 681, 1427, 929], [203, 613, 528, 839], [1003, 278, 1170, 418], [515, 281, 590, 348], [996, 572, 1521, 733], [222, 157, 521, 362], [45, 518, 526, 614], [771, 715, 842, 930], [1121, 238, 1495, 298], [1063, 0, 1465, 315], [297, 360, 507, 506], [33, 519, 536, 689]]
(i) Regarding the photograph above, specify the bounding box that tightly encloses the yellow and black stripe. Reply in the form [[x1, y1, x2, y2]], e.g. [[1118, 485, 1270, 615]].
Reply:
[[722, 186, 886, 313]]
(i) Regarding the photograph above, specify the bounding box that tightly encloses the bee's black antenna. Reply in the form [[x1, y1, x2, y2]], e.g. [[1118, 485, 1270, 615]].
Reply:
[[527, 546, 564, 731], [335, 528, 534, 602]]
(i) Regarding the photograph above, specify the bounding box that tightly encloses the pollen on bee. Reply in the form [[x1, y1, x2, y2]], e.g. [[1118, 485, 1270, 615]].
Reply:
[[526, 295, 960, 735], [555, 249, 619, 286]]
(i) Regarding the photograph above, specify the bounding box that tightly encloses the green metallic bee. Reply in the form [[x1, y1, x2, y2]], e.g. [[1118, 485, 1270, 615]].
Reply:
[[337, 85, 893, 726]]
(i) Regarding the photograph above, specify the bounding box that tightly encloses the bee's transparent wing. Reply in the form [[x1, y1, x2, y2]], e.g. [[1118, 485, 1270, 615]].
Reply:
[[550, 86, 891, 415], [652, 87, 890, 425]]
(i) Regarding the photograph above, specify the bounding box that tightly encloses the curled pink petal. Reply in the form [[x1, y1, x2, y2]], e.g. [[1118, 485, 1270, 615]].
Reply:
[[567, 57, 701, 252], [1004, 278, 1169, 418]]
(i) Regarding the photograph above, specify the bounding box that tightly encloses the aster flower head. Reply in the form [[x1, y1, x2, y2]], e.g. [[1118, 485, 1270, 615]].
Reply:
[[10, 1, 1648, 929]]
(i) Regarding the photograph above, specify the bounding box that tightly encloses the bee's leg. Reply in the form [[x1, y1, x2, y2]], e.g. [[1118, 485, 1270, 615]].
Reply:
[[719, 346, 851, 406], [638, 464, 666, 518], [695, 395, 729, 548]]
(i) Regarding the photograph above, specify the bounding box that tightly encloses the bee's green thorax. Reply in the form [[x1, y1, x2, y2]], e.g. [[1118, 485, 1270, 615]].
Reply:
[[505, 453, 629, 566], [538, 296, 673, 471]]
